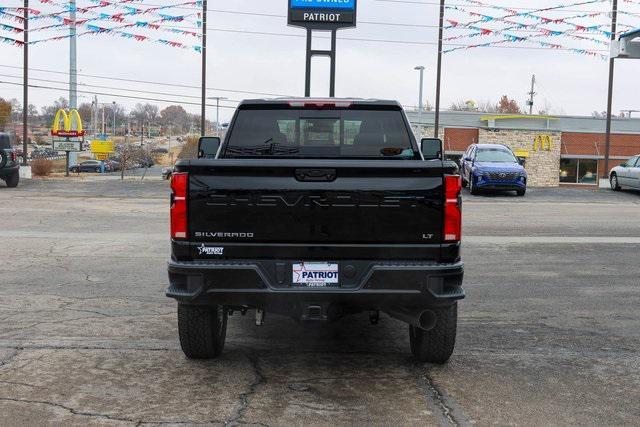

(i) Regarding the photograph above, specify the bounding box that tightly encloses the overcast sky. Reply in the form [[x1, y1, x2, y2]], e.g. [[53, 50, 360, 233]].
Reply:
[[1, 0, 640, 122]]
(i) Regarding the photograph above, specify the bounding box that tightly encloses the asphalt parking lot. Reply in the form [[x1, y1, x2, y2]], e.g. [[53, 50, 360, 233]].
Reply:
[[1, 179, 639, 426]]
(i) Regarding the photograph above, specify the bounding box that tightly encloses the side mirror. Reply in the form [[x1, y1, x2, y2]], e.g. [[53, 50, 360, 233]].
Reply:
[[198, 136, 221, 159], [518, 157, 526, 166], [421, 138, 443, 160]]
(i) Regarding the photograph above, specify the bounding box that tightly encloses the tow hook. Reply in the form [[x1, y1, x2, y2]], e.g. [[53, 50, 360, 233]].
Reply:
[[255, 309, 265, 326], [369, 310, 380, 325]]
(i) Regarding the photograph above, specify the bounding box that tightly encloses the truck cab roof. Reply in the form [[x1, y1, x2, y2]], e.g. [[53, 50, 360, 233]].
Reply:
[[238, 98, 403, 108]]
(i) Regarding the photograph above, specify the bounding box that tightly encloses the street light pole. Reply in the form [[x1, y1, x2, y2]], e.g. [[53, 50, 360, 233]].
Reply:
[[434, 0, 445, 139], [208, 97, 228, 134], [22, 0, 28, 166], [414, 66, 425, 135], [603, 0, 618, 179], [112, 101, 116, 137]]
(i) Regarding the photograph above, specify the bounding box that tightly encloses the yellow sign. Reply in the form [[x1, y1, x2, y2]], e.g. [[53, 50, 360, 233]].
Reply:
[[95, 153, 109, 161], [91, 140, 115, 154], [51, 109, 85, 137], [533, 134, 553, 152], [514, 150, 530, 158]]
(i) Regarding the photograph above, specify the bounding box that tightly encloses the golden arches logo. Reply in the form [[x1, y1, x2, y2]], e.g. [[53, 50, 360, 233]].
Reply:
[[533, 134, 553, 151], [51, 109, 85, 137]]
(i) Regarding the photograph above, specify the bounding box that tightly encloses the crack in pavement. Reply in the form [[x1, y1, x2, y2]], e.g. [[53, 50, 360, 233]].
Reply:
[[0, 396, 228, 426], [0, 396, 138, 424], [423, 374, 458, 426], [413, 363, 471, 427], [0, 349, 21, 369], [224, 352, 269, 427]]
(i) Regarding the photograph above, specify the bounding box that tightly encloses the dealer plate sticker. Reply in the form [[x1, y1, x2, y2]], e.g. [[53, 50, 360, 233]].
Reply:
[[292, 262, 339, 287]]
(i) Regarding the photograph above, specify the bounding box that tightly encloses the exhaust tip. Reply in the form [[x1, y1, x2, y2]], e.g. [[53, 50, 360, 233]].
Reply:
[[418, 310, 437, 331]]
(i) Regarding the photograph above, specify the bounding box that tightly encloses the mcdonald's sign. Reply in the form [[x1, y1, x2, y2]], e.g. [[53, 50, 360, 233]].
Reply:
[[533, 134, 553, 151], [51, 109, 85, 138]]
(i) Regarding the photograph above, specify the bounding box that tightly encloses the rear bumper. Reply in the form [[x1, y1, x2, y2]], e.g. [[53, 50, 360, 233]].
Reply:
[[167, 260, 464, 311], [476, 179, 526, 191], [0, 165, 19, 177]]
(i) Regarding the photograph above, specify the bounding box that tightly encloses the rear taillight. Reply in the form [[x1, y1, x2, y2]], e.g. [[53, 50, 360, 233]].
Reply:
[[170, 172, 188, 240], [443, 175, 462, 242], [10, 151, 16, 162]]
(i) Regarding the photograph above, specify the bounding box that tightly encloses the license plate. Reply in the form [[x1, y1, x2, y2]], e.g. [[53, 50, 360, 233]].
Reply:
[[292, 262, 339, 287]]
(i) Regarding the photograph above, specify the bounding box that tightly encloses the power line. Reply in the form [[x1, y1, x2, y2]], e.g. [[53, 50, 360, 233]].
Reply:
[[0, 64, 292, 97], [0, 72, 243, 104], [0, 79, 240, 109]]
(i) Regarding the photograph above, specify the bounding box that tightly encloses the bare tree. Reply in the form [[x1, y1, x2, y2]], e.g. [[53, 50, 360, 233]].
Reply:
[[477, 99, 498, 113]]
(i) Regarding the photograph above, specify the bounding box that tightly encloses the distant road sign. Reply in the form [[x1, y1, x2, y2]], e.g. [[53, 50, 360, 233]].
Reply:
[[288, 0, 357, 29]]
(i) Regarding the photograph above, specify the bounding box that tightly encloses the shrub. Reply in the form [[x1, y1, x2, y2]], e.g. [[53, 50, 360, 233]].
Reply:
[[31, 158, 54, 176], [178, 136, 199, 160]]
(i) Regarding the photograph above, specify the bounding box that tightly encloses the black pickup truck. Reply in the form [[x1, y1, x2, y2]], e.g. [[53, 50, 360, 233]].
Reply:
[[167, 99, 464, 363], [0, 133, 20, 188]]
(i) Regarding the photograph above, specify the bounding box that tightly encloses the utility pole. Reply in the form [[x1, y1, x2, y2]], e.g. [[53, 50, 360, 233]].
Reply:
[[22, 0, 28, 166], [603, 0, 618, 179], [433, 0, 445, 139], [69, 0, 77, 108], [200, 0, 207, 136], [68, 0, 78, 166], [527, 74, 536, 115]]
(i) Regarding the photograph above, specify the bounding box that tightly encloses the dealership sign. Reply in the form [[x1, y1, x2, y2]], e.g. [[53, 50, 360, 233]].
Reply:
[[90, 140, 115, 154], [52, 140, 82, 152], [288, 0, 357, 29]]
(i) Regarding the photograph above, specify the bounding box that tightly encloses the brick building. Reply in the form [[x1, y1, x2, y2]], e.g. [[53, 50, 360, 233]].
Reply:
[[407, 111, 640, 188]]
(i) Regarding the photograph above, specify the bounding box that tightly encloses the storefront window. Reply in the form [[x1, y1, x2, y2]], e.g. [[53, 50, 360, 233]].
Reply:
[[560, 159, 578, 183], [560, 158, 598, 184], [578, 159, 598, 184]]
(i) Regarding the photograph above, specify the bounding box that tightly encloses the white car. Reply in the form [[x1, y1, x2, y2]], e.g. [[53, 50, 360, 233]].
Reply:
[[610, 155, 640, 190]]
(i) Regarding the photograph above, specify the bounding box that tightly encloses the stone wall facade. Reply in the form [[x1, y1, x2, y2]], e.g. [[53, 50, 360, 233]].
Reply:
[[478, 129, 561, 187]]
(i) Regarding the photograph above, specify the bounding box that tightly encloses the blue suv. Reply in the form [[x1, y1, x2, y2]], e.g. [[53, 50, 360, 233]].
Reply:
[[461, 144, 527, 196]]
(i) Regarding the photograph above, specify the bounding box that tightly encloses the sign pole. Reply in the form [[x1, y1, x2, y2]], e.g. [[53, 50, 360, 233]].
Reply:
[[305, 29, 312, 97], [330, 30, 337, 97], [289, 0, 357, 98]]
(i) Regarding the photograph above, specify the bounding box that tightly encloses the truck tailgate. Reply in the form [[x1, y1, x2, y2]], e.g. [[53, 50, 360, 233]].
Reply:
[[183, 159, 449, 250]]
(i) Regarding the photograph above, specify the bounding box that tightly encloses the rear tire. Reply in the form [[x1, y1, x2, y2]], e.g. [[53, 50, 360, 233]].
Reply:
[[610, 174, 621, 191], [178, 304, 227, 359], [410, 303, 457, 364], [4, 172, 19, 188], [469, 177, 479, 195]]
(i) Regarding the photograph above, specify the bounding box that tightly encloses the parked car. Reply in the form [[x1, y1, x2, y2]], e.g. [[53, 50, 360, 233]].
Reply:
[[139, 156, 155, 168], [162, 166, 173, 180], [70, 160, 103, 173], [167, 98, 464, 363], [610, 155, 640, 191], [104, 159, 121, 172], [461, 144, 527, 196], [0, 133, 20, 188]]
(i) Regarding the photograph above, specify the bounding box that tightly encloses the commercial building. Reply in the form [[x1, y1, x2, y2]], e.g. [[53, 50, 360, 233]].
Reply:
[[407, 111, 640, 187]]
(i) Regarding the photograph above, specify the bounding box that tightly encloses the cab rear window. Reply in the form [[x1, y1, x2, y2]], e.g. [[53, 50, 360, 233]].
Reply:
[[224, 108, 418, 159]]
